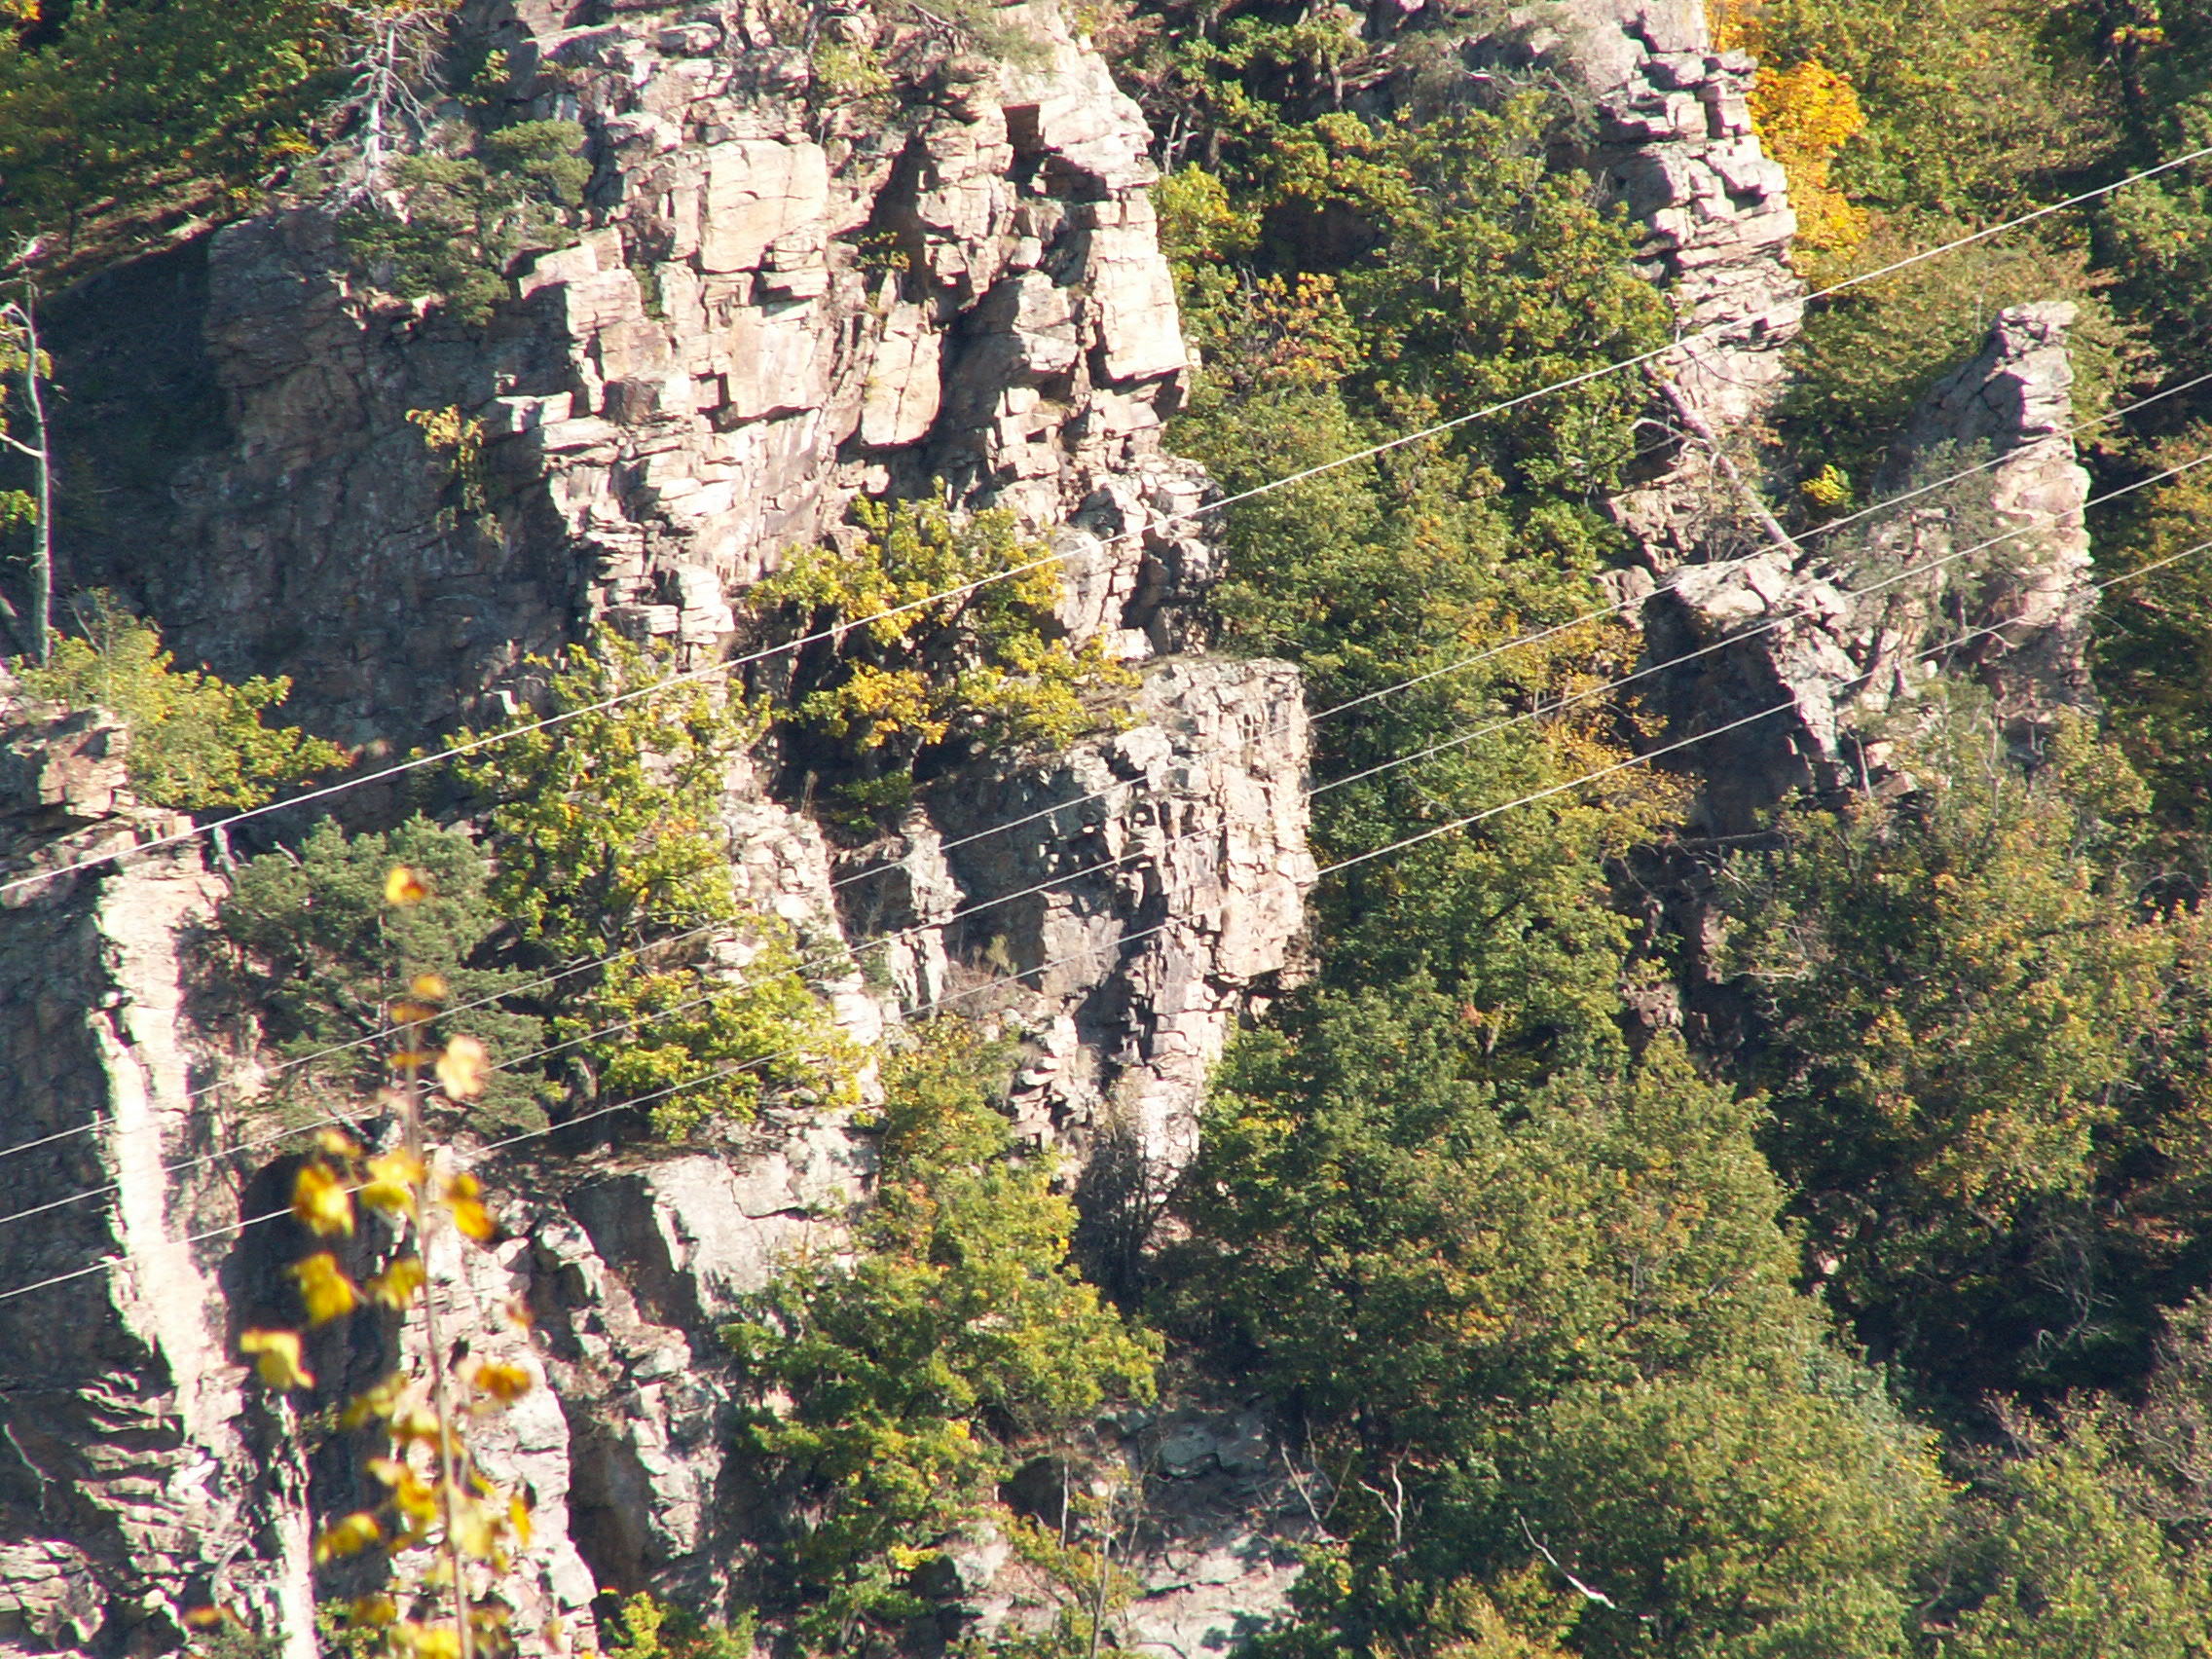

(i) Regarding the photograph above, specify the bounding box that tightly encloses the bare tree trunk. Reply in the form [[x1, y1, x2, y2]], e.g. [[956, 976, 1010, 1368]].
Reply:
[[19, 291, 50, 667], [0, 278, 52, 665]]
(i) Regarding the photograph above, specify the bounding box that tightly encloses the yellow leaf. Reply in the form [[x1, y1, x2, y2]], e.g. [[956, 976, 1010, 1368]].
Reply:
[[288, 1252, 360, 1326], [361, 1152, 424, 1214], [240, 1328, 313, 1390], [385, 866, 431, 907], [367, 1256, 426, 1309], [368, 1456, 440, 1525], [510, 1492, 534, 1549], [340, 1373, 405, 1429], [471, 1359, 535, 1403], [289, 1161, 355, 1237], [391, 1399, 447, 1447], [436, 1034, 491, 1101], [402, 1621, 463, 1659], [443, 1172, 496, 1241], [315, 1127, 363, 1159], [348, 1595, 398, 1629], [410, 971, 450, 1002], [450, 1493, 498, 1561], [313, 1510, 385, 1563]]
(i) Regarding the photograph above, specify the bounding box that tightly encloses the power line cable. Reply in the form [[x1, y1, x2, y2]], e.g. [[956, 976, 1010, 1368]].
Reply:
[[5, 441, 2201, 1228], [6, 140, 2204, 904], [7, 354, 2199, 1179], [7, 530, 2205, 1310]]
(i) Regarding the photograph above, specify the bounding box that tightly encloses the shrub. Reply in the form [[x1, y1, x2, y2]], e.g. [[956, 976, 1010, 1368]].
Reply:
[[218, 815, 550, 1135], [18, 593, 345, 810], [723, 1024, 1159, 1647], [340, 120, 589, 326], [453, 631, 858, 1135], [752, 496, 1136, 817]]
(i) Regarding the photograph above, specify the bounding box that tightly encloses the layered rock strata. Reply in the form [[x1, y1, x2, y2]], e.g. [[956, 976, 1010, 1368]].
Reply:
[[50, 0, 1214, 747], [1648, 302, 2096, 833], [0, 705, 315, 1659], [1537, 0, 1806, 569], [847, 655, 1315, 1181]]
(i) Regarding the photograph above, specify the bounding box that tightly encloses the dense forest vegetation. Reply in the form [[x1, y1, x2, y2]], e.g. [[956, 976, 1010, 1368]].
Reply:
[[6, 0, 2212, 1654]]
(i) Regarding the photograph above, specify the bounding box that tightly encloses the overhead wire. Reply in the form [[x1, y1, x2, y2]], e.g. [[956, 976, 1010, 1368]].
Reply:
[[7, 529, 2209, 1309], [3, 139, 2205, 904], [4, 440, 2203, 1233], [4, 355, 2200, 1182]]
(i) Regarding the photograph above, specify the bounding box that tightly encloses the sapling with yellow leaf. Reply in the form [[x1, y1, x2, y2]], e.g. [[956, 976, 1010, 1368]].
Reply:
[[237, 863, 547, 1658]]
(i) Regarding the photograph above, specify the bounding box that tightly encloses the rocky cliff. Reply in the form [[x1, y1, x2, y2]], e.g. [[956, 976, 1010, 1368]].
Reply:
[[6, 0, 1319, 1648], [0, 0, 2111, 1652]]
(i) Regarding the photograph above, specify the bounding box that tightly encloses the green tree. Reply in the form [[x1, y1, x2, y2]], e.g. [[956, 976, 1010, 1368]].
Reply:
[[723, 1024, 1160, 1650], [339, 120, 589, 326], [2092, 424, 2212, 832], [1934, 1408, 2212, 1658], [18, 594, 344, 810], [0, 0, 345, 261], [749, 495, 1135, 823], [1717, 707, 2212, 1406], [218, 815, 550, 1134], [453, 631, 857, 1136], [1176, 1011, 1941, 1658]]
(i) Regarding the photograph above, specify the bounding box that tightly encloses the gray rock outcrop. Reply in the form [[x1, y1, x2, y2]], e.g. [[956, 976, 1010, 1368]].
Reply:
[[0, 708, 316, 1659], [840, 656, 1314, 1184], [1648, 301, 2096, 833], [4, 3, 1323, 1648], [50, 0, 1216, 748], [1541, 0, 1805, 568]]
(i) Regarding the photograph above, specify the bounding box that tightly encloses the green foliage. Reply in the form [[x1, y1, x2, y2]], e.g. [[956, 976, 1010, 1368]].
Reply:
[[0, 299, 42, 538], [18, 594, 344, 810], [1151, 93, 1684, 1094], [1774, 233, 2126, 491], [578, 947, 860, 1142], [753, 496, 1135, 811], [340, 120, 588, 326], [2093, 425, 2212, 831], [1167, 99, 1666, 497], [2096, 108, 2212, 404], [723, 1024, 1159, 1648], [456, 631, 755, 957], [1176, 1014, 1941, 1657], [1935, 1407, 2212, 1657], [0, 0, 344, 258], [217, 816, 550, 1135], [1718, 706, 2212, 1405], [608, 1593, 756, 1659], [1725, 0, 2109, 226], [455, 631, 857, 1134]]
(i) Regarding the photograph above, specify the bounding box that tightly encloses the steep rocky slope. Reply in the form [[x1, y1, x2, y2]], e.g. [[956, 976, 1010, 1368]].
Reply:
[[5, 2, 1317, 1649], [0, 0, 2108, 1653]]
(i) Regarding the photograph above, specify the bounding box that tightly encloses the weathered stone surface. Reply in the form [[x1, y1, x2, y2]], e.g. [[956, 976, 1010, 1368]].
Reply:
[[5, 9, 1318, 1650], [840, 655, 1316, 1181], [0, 701, 312, 1659], [48, 0, 1210, 750], [1646, 303, 2098, 833], [1531, 1, 1805, 568]]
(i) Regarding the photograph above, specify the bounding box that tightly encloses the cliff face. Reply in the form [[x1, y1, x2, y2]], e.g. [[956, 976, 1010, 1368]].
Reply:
[[6, 3, 1316, 1650], [1644, 301, 2095, 834], [0, 704, 318, 1656], [0, 0, 2112, 1652], [51, 0, 1212, 744]]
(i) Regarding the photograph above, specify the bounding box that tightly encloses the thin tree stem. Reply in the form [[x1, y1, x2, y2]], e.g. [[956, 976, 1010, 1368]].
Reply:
[[401, 1015, 475, 1659]]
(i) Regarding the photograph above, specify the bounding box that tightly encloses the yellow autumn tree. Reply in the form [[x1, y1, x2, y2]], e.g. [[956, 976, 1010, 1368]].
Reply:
[[1714, 0, 1868, 259]]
